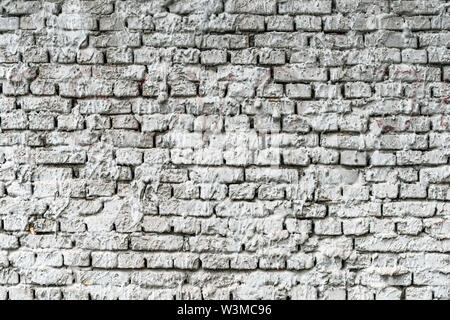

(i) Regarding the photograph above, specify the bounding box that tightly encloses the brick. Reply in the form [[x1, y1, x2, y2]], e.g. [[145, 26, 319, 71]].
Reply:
[[266, 16, 294, 31], [279, 0, 332, 14], [200, 50, 227, 65], [130, 235, 184, 251], [314, 218, 342, 235], [341, 151, 367, 166], [225, 0, 276, 14], [274, 66, 327, 82], [255, 32, 307, 48], [383, 202, 436, 218], [0, 17, 19, 31]]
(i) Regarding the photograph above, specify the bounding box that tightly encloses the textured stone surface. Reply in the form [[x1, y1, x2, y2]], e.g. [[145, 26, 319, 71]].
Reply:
[[0, 0, 449, 300]]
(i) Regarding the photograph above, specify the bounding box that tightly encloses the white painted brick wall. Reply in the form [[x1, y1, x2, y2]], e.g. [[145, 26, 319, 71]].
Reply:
[[0, 0, 448, 300]]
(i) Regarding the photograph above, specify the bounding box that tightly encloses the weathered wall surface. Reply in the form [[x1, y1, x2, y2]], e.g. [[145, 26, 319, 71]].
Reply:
[[0, 0, 449, 300]]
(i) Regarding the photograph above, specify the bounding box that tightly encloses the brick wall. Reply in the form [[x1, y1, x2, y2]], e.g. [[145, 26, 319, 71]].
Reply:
[[0, 0, 449, 300]]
